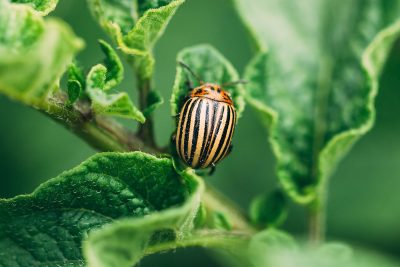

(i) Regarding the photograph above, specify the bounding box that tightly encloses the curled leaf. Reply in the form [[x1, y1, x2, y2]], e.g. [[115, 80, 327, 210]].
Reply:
[[99, 39, 124, 90], [87, 64, 107, 90], [86, 64, 145, 123], [68, 61, 86, 89]]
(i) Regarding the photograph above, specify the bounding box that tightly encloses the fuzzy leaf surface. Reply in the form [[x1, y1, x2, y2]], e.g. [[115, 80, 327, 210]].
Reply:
[[237, 0, 400, 203], [87, 0, 184, 78], [84, 166, 204, 267], [0, 152, 203, 267], [99, 39, 124, 91]]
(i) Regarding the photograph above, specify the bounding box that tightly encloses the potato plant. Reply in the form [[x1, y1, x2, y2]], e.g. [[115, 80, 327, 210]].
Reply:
[[0, 0, 400, 266]]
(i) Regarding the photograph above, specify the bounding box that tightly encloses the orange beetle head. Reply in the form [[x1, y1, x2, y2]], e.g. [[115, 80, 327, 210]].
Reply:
[[190, 83, 234, 105]]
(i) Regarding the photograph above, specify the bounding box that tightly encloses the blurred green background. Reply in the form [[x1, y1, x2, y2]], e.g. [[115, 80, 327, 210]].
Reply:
[[0, 0, 399, 266]]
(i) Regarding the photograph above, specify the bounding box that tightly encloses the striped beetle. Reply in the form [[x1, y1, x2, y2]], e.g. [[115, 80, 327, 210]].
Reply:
[[175, 62, 244, 172]]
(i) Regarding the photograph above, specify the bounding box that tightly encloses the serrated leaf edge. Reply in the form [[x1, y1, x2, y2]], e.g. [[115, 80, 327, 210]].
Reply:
[[243, 18, 400, 204]]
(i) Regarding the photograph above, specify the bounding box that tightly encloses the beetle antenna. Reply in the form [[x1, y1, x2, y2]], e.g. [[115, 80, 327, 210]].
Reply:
[[221, 80, 248, 87], [178, 61, 203, 84]]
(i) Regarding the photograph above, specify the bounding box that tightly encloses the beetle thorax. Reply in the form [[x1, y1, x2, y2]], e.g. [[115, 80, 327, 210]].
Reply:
[[190, 83, 233, 105]]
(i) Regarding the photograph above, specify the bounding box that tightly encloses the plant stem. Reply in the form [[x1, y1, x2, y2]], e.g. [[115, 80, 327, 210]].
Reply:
[[45, 93, 158, 154], [137, 76, 156, 147], [144, 229, 251, 255], [308, 55, 333, 244], [308, 185, 327, 244]]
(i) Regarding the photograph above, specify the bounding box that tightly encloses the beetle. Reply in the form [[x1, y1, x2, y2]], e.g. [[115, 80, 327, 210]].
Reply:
[[175, 61, 244, 172]]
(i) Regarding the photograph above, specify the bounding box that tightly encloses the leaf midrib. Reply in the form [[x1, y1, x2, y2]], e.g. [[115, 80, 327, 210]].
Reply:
[[310, 1, 367, 186]]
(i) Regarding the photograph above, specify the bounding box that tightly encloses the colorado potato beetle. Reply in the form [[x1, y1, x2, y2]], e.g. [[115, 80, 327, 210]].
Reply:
[[175, 62, 244, 171]]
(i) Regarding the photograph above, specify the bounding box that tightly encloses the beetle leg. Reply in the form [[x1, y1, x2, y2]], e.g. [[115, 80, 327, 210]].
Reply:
[[226, 145, 233, 156], [172, 113, 180, 123], [208, 163, 216, 176]]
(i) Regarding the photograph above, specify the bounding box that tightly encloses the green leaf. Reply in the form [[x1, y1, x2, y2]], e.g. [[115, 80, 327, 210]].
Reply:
[[170, 44, 245, 119], [317, 243, 353, 264], [67, 79, 82, 104], [89, 89, 146, 123], [88, 0, 185, 78], [0, 0, 83, 109], [248, 235, 400, 267], [247, 228, 298, 266], [68, 62, 86, 89], [84, 167, 204, 267], [250, 189, 288, 228], [84, 41, 145, 123], [87, 64, 107, 90], [0, 152, 203, 266], [99, 39, 124, 91], [86, 64, 146, 123], [236, 0, 400, 203], [137, 0, 175, 17], [122, 0, 184, 78], [143, 90, 164, 117], [88, 0, 137, 36], [11, 0, 59, 15]]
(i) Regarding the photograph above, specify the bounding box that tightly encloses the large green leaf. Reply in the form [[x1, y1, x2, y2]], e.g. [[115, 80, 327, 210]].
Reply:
[[0, 0, 83, 110], [83, 167, 203, 267], [236, 0, 400, 203], [11, 0, 59, 15], [170, 44, 245, 119], [0, 152, 203, 267], [87, 0, 184, 78]]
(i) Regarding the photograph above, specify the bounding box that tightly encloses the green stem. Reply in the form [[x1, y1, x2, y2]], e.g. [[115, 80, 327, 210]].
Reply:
[[137, 76, 156, 147], [308, 185, 327, 244], [144, 229, 251, 256], [44, 93, 158, 154], [308, 54, 333, 243]]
